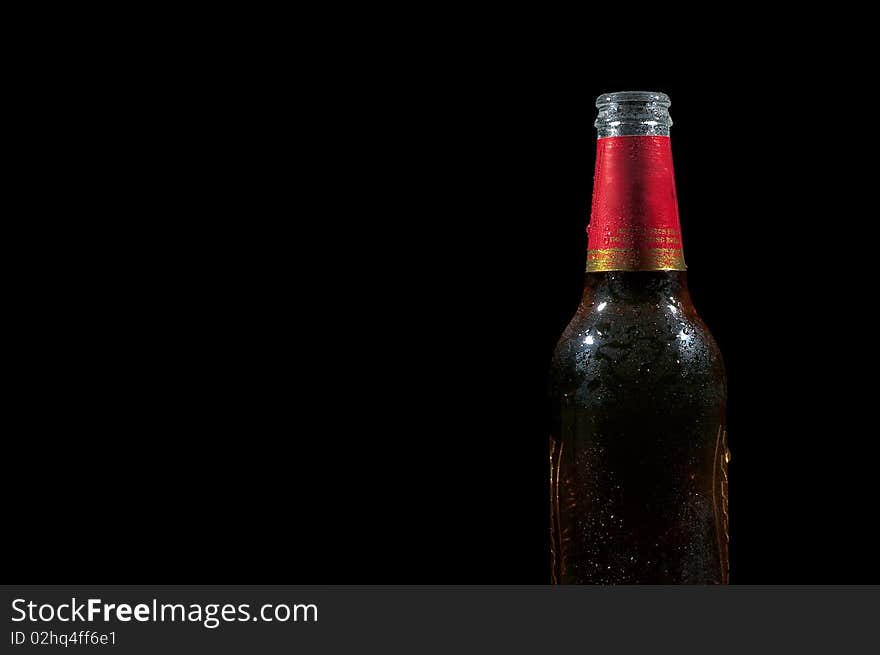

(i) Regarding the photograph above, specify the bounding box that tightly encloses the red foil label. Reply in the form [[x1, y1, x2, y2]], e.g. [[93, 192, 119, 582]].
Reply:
[[586, 136, 686, 272]]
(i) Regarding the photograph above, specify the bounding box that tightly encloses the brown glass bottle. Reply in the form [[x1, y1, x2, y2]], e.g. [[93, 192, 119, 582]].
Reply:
[[549, 92, 728, 584]]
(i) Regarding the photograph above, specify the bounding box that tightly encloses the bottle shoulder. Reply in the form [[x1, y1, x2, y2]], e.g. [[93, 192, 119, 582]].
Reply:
[[551, 295, 726, 401], [554, 296, 722, 360]]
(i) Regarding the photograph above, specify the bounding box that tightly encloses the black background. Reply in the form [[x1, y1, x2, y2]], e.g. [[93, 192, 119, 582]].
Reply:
[[8, 26, 878, 584]]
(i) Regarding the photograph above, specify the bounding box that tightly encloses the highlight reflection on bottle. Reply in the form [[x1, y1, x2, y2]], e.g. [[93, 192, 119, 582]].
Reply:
[[549, 92, 728, 584]]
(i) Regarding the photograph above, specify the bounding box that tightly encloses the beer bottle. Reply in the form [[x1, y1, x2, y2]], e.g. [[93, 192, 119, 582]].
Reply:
[[549, 91, 728, 584]]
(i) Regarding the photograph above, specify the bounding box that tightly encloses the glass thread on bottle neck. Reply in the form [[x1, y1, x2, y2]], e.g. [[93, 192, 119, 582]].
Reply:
[[595, 91, 672, 138]]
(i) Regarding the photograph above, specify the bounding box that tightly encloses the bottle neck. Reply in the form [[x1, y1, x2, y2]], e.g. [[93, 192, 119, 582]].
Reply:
[[586, 135, 686, 273], [581, 270, 691, 306]]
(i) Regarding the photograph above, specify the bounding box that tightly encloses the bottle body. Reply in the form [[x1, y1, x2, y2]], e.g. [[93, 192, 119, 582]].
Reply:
[[550, 272, 727, 583]]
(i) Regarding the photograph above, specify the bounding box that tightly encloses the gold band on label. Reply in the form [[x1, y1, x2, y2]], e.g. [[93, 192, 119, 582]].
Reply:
[[586, 247, 687, 272]]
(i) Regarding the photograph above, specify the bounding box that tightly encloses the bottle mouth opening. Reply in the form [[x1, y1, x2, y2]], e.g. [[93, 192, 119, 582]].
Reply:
[[596, 91, 670, 108]]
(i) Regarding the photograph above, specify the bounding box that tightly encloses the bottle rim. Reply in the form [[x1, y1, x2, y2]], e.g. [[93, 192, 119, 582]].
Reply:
[[596, 91, 670, 107]]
